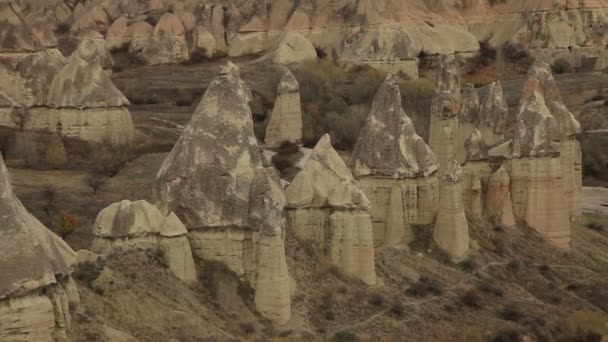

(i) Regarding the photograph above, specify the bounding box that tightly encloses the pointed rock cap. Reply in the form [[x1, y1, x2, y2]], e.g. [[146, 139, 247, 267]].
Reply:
[[431, 55, 461, 119], [221, 61, 252, 102], [0, 155, 76, 299], [69, 30, 114, 70], [249, 168, 287, 236], [351, 74, 439, 179], [277, 69, 299, 94], [0, 4, 38, 52], [286, 134, 369, 209], [480, 81, 508, 134], [460, 83, 480, 124], [154, 62, 263, 229], [93, 200, 188, 239], [272, 32, 317, 65], [47, 39, 128, 108], [465, 129, 488, 161], [328, 180, 371, 210], [444, 160, 462, 183], [488, 140, 513, 159], [520, 60, 581, 139], [513, 90, 561, 158]]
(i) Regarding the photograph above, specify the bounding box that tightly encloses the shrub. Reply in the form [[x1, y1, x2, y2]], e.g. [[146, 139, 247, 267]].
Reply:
[[368, 292, 385, 307], [276, 140, 300, 155], [329, 331, 357, 342], [490, 329, 523, 342], [459, 289, 482, 309], [146, 249, 167, 268], [271, 154, 295, 171], [497, 304, 524, 322], [239, 322, 255, 334], [95, 142, 133, 177], [477, 280, 504, 297], [405, 277, 444, 297], [55, 210, 79, 239], [552, 58, 572, 74], [458, 258, 478, 273], [74, 261, 103, 288], [42, 186, 57, 217], [85, 174, 107, 196], [389, 300, 405, 316]]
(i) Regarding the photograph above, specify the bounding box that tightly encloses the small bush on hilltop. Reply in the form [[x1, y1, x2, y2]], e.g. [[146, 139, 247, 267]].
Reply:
[[552, 58, 572, 74]]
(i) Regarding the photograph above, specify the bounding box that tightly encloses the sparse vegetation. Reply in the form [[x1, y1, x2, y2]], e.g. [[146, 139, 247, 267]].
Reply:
[[55, 210, 79, 239], [368, 292, 385, 307], [497, 304, 525, 322], [405, 277, 444, 297], [552, 58, 572, 74], [329, 331, 357, 342], [459, 289, 483, 309], [74, 261, 104, 288], [85, 174, 107, 196]]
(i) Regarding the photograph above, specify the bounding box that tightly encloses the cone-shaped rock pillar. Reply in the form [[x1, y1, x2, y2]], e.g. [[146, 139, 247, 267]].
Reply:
[[429, 55, 461, 173], [265, 70, 303, 148], [433, 160, 469, 261], [286, 135, 376, 285], [479, 81, 508, 147], [153, 62, 291, 324], [351, 74, 439, 246], [0, 154, 79, 341]]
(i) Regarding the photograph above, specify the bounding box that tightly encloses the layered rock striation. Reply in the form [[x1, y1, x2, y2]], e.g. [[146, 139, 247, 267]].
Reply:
[[154, 62, 291, 324], [91, 200, 197, 284], [285, 135, 376, 285], [264, 70, 303, 148], [351, 73, 439, 246], [479, 81, 509, 147], [0, 154, 79, 341]]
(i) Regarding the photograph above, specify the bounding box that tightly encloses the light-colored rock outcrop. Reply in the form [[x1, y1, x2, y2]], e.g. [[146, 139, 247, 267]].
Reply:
[[429, 55, 462, 173], [91, 200, 197, 284], [129, 13, 189, 65], [479, 81, 508, 147], [433, 160, 469, 261], [154, 62, 291, 324], [486, 165, 516, 228], [45, 39, 134, 145], [265, 70, 303, 148], [351, 74, 439, 246], [286, 135, 376, 285], [511, 61, 571, 248], [271, 32, 317, 65], [0, 154, 79, 341], [456, 83, 481, 164]]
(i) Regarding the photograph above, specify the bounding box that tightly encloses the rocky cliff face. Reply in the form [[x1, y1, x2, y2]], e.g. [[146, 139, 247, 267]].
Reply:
[[286, 134, 376, 285], [0, 154, 79, 341], [7, 1, 607, 77], [154, 62, 291, 324]]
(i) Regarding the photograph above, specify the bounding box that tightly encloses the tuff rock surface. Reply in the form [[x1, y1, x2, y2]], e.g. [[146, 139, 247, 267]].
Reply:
[[285, 135, 376, 285], [479, 81, 509, 147], [264, 70, 303, 148], [351, 74, 439, 246], [91, 200, 197, 284], [433, 160, 469, 261], [0, 154, 79, 341], [154, 62, 291, 324], [486, 165, 516, 228], [511, 61, 572, 248], [429, 55, 462, 173]]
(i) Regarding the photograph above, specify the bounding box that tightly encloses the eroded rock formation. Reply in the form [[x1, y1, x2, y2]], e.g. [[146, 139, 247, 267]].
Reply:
[[46, 39, 134, 145], [154, 62, 291, 324], [91, 200, 197, 284], [264, 70, 303, 148], [129, 12, 190, 65], [433, 160, 469, 261], [479, 81, 508, 147], [286, 135, 376, 285], [351, 74, 439, 246], [0, 154, 79, 341], [430, 55, 462, 173], [511, 61, 571, 248], [486, 165, 516, 228]]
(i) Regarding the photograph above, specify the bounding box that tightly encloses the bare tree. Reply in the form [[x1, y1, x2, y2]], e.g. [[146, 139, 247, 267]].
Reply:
[[85, 174, 107, 196]]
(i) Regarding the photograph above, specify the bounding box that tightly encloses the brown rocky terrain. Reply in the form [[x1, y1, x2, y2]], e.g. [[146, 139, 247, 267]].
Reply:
[[1, 1, 608, 342]]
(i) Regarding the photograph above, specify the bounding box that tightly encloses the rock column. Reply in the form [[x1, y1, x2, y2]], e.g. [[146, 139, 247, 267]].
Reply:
[[265, 70, 303, 148]]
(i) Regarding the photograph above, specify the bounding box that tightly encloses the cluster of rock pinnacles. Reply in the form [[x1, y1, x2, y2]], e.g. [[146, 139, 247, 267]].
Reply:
[[1, 54, 582, 338]]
